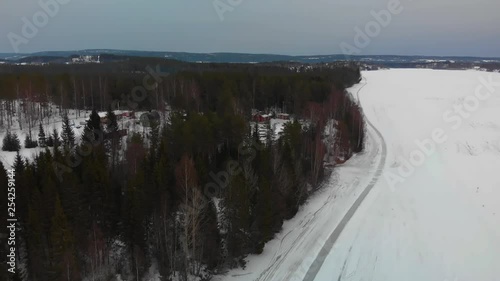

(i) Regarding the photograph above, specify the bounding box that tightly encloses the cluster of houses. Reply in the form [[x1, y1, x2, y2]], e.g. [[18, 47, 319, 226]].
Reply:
[[252, 111, 290, 123], [250, 110, 293, 144], [71, 55, 101, 64], [76, 110, 161, 129], [95, 110, 135, 125]]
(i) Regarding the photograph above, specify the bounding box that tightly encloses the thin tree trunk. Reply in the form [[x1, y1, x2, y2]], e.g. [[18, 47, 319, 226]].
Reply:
[[99, 76, 103, 111], [91, 78, 94, 109], [60, 83, 64, 115], [82, 78, 86, 112], [73, 77, 79, 117]]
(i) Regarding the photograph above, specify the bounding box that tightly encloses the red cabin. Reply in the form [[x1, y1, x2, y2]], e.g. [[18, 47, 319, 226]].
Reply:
[[253, 114, 271, 123]]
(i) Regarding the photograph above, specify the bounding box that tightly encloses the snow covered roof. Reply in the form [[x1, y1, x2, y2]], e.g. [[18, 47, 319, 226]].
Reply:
[[96, 110, 132, 118]]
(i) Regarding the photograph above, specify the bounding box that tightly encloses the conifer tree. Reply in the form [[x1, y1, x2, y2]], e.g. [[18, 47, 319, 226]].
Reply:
[[46, 135, 54, 147], [13, 132, 21, 151], [24, 134, 38, 149], [106, 106, 118, 133], [83, 109, 102, 143], [105, 106, 120, 170], [50, 196, 77, 281], [1, 132, 8, 151], [61, 114, 75, 149], [223, 172, 252, 266], [52, 128, 61, 150], [26, 194, 45, 280], [13, 151, 24, 174], [2, 131, 21, 151], [38, 123, 46, 147]]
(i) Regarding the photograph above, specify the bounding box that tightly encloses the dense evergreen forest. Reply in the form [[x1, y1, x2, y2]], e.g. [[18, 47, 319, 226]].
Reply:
[[0, 58, 364, 281]]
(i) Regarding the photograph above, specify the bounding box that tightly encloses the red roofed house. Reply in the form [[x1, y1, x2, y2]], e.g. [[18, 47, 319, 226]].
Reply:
[[253, 113, 271, 123]]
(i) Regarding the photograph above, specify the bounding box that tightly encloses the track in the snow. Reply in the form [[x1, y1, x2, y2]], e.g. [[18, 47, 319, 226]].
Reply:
[[302, 77, 388, 281]]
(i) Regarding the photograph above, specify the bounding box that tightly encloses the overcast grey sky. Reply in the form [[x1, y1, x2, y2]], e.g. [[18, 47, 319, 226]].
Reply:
[[1, 0, 499, 56]]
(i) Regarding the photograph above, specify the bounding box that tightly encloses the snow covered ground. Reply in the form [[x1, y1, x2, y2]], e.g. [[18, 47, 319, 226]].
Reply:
[[250, 118, 293, 144], [0, 107, 158, 168], [313, 69, 500, 281], [0, 109, 89, 167]]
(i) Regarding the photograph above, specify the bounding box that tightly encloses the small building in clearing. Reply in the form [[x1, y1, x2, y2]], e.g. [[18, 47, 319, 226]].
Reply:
[[253, 113, 271, 123], [277, 113, 290, 120], [97, 112, 108, 125]]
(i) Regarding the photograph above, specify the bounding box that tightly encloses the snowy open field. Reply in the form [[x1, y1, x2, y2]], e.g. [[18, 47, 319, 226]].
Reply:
[[0, 108, 156, 168], [0, 110, 86, 167]]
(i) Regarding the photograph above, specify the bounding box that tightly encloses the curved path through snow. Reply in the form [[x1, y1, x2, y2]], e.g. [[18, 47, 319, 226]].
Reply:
[[302, 77, 388, 281]]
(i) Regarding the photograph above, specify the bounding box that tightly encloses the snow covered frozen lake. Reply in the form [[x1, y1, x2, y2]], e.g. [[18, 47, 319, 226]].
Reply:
[[315, 69, 500, 281]]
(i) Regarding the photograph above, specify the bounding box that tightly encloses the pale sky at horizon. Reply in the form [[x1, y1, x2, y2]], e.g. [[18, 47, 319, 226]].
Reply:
[[1, 0, 499, 57]]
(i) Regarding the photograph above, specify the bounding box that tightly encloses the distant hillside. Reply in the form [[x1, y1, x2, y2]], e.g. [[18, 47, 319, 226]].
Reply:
[[1, 49, 500, 65]]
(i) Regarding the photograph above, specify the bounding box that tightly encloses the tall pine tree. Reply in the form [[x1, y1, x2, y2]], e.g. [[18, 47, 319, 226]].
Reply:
[[52, 128, 61, 150], [49, 196, 77, 281], [83, 109, 102, 143], [13, 151, 24, 174], [2, 131, 21, 151], [61, 114, 75, 150], [38, 123, 46, 147], [105, 106, 120, 170]]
